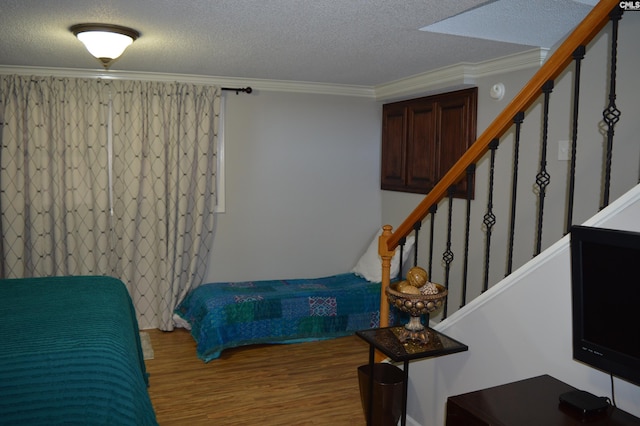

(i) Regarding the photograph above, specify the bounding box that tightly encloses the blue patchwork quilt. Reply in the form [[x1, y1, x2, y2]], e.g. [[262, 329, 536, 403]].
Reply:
[[174, 273, 382, 361]]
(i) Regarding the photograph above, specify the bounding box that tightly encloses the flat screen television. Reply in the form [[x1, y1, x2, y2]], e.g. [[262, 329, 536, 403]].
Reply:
[[570, 225, 640, 387]]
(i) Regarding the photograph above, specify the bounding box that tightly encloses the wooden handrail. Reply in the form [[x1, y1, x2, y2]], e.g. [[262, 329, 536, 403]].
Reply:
[[384, 0, 620, 251], [377, 0, 620, 330]]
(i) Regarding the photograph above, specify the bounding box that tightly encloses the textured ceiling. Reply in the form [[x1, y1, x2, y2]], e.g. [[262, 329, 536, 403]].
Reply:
[[0, 0, 595, 87], [421, 0, 596, 47]]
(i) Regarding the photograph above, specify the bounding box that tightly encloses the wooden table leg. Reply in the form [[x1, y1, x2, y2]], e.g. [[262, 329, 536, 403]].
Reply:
[[401, 360, 409, 426]]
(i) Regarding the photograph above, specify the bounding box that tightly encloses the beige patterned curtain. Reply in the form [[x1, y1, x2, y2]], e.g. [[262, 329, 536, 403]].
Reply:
[[0, 75, 220, 330], [0, 76, 111, 278], [109, 80, 220, 330]]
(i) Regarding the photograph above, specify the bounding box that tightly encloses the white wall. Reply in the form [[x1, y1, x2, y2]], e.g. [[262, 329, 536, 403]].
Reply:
[[405, 185, 640, 426], [204, 91, 384, 282]]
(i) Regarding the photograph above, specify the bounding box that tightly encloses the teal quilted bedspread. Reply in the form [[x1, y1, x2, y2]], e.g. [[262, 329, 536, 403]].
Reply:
[[0, 276, 157, 425], [175, 273, 382, 362]]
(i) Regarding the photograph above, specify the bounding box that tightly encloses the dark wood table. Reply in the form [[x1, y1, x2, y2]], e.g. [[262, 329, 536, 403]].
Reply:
[[356, 326, 468, 426], [446, 374, 640, 425]]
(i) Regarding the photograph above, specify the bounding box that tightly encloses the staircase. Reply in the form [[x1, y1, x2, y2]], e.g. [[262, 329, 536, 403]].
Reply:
[[378, 0, 639, 326], [375, 2, 640, 423]]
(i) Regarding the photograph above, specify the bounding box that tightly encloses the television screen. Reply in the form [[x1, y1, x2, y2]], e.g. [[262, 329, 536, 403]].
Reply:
[[570, 225, 640, 386]]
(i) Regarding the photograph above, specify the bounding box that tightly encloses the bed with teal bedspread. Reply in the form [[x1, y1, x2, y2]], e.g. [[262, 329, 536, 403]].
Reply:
[[0, 276, 157, 425], [174, 273, 382, 362]]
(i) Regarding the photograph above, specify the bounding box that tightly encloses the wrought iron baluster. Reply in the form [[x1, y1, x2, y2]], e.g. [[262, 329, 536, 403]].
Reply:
[[534, 80, 554, 256], [461, 164, 475, 308], [427, 205, 436, 278], [566, 45, 586, 234], [442, 186, 455, 319], [413, 221, 421, 268], [483, 139, 499, 293], [507, 111, 524, 275], [398, 237, 406, 279], [601, 7, 623, 210]]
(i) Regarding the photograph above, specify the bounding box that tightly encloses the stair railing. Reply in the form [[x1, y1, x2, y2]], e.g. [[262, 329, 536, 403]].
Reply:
[[378, 0, 624, 329]]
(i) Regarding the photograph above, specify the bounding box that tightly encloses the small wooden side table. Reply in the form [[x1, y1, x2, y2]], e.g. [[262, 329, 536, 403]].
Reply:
[[356, 326, 468, 426]]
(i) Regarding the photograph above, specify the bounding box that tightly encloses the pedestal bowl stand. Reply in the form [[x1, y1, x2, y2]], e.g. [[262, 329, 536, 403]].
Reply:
[[385, 282, 447, 344]]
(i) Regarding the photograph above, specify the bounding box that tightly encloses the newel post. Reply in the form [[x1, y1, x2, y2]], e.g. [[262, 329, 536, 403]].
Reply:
[[378, 225, 395, 329]]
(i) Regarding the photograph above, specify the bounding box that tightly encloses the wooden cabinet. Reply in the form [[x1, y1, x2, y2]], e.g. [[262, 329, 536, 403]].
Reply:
[[381, 88, 477, 198], [446, 375, 640, 426]]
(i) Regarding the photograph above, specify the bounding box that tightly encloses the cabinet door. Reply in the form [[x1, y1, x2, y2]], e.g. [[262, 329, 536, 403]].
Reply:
[[381, 103, 407, 191], [439, 90, 477, 198], [446, 400, 490, 426], [406, 101, 437, 191]]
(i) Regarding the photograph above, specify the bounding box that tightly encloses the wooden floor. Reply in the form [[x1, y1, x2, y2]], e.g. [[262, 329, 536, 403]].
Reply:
[[144, 328, 371, 425]]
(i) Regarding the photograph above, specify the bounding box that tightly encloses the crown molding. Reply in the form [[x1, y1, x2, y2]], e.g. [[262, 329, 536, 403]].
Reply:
[[0, 48, 547, 101], [374, 48, 548, 102], [0, 65, 375, 98]]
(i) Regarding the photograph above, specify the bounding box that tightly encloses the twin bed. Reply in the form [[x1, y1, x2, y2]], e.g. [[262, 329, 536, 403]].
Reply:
[[0, 276, 157, 425], [174, 272, 382, 362], [175, 232, 415, 361]]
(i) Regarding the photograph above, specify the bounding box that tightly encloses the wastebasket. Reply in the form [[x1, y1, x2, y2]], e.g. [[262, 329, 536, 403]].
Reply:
[[357, 363, 405, 426]]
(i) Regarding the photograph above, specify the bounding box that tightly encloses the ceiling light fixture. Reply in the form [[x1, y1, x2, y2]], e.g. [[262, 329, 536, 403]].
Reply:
[[70, 23, 140, 69]]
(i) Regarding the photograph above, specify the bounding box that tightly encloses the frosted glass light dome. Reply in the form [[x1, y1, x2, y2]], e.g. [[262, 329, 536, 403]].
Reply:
[[71, 24, 140, 68]]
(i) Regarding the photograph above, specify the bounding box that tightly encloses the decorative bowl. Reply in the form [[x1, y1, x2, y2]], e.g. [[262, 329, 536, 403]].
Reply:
[[385, 281, 447, 344], [386, 282, 447, 316]]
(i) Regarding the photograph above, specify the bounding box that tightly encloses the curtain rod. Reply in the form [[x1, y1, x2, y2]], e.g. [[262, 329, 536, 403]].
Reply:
[[221, 87, 252, 95]]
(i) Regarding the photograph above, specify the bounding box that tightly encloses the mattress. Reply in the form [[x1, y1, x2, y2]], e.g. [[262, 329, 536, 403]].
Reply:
[[0, 276, 157, 425], [174, 272, 382, 361]]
